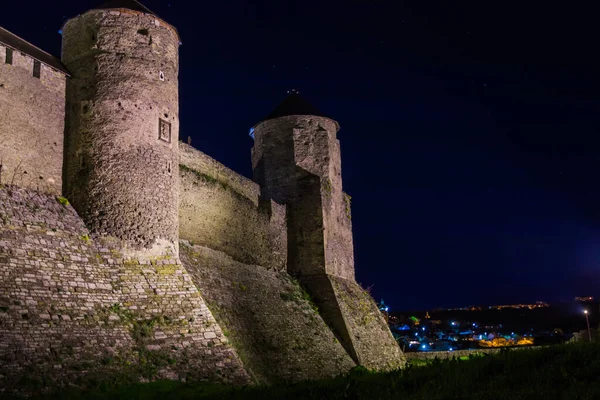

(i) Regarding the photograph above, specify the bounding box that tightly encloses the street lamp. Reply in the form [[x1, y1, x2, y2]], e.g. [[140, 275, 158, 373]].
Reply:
[[584, 310, 592, 342]]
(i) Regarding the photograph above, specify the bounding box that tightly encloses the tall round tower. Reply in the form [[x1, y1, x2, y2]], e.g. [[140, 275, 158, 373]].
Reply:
[[62, 0, 180, 257]]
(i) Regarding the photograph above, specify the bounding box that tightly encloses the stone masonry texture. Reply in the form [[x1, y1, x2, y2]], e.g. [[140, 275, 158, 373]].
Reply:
[[0, 186, 249, 394], [180, 243, 355, 384], [61, 10, 180, 257], [0, 43, 66, 194], [179, 143, 287, 269], [0, 3, 405, 392]]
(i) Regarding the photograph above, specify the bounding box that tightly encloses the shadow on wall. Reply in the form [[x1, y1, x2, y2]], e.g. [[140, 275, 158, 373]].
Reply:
[[179, 243, 356, 384]]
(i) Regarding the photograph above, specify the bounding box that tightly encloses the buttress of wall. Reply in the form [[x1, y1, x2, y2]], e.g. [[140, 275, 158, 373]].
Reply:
[[179, 143, 287, 269], [0, 44, 65, 193]]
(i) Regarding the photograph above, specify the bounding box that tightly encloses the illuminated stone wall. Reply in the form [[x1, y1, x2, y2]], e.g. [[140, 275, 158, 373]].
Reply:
[[179, 143, 287, 269], [0, 186, 249, 393], [180, 243, 355, 384], [0, 43, 66, 194]]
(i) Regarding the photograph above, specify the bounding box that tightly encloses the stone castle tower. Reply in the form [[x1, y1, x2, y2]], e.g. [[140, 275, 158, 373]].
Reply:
[[61, 0, 180, 258], [252, 91, 354, 281], [252, 93, 382, 365]]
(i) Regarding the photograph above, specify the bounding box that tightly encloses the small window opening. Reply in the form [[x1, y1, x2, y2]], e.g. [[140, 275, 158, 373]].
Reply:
[[159, 71, 165, 81], [167, 161, 172, 174], [5, 48, 13, 65], [33, 60, 41, 79], [137, 28, 149, 36]]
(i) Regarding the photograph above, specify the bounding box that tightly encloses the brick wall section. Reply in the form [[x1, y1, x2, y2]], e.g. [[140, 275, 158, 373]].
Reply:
[[179, 143, 287, 269], [0, 187, 249, 394], [0, 44, 65, 194], [180, 243, 356, 384], [62, 10, 180, 257]]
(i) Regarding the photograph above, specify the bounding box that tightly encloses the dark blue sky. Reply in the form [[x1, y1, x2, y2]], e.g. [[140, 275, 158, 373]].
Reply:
[[3, 0, 599, 311]]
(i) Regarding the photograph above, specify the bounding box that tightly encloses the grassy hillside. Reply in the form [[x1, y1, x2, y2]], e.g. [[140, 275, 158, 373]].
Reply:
[[13, 342, 600, 400]]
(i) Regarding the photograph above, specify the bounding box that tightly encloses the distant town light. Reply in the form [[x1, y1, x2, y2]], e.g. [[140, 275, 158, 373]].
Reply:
[[449, 348, 453, 351], [584, 310, 588, 314]]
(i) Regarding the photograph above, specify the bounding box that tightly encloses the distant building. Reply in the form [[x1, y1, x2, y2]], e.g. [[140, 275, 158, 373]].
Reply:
[[575, 296, 594, 302]]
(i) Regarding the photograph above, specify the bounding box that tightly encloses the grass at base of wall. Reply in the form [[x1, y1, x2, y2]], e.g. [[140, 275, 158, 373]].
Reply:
[[11, 342, 600, 400]]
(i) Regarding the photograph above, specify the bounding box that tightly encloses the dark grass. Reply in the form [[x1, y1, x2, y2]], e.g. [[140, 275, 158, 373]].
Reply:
[[15, 342, 600, 400]]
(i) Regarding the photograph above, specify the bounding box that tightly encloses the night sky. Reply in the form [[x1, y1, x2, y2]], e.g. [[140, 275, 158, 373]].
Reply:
[[3, 1, 599, 311]]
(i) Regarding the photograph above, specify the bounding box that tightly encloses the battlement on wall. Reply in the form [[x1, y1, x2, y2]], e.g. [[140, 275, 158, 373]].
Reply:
[[179, 143, 287, 270]]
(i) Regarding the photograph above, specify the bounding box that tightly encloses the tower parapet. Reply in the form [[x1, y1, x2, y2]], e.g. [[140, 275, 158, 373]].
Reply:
[[61, 1, 180, 257]]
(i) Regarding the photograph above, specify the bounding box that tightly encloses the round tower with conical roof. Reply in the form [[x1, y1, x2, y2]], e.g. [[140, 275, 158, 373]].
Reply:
[[251, 92, 355, 281], [61, 0, 180, 257]]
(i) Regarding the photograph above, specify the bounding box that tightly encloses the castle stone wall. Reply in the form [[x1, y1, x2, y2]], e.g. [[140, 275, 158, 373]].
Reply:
[[0, 186, 249, 393], [181, 143, 260, 205], [62, 10, 180, 257], [180, 243, 356, 384], [0, 44, 65, 194], [179, 143, 287, 269]]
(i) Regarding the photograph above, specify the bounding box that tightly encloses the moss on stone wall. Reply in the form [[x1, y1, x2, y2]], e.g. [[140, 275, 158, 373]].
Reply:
[[0, 187, 250, 395], [180, 243, 356, 384]]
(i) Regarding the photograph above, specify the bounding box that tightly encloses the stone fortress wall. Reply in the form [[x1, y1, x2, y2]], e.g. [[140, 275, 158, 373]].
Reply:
[[179, 143, 287, 269], [0, 187, 250, 391], [0, 2, 404, 393], [0, 39, 66, 194]]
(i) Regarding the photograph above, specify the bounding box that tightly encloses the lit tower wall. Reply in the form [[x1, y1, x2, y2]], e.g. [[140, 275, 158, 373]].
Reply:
[[61, 0, 180, 258]]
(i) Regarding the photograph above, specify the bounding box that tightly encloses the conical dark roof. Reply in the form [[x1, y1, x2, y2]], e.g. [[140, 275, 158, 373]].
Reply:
[[263, 92, 331, 122], [97, 0, 156, 15]]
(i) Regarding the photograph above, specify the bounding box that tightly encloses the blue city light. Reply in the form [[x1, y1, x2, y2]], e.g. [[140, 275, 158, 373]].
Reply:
[[58, 29, 63, 35], [249, 127, 255, 139], [421, 344, 426, 349], [449, 348, 453, 351]]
